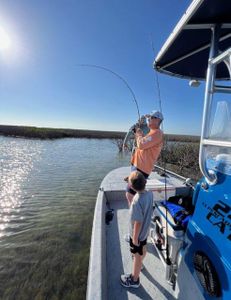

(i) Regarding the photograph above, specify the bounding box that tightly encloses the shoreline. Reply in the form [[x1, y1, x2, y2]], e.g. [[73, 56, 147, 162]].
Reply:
[[0, 125, 125, 140], [0, 124, 200, 142]]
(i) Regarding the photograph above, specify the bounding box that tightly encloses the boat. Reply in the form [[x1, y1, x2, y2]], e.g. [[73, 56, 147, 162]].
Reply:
[[87, 0, 231, 299]]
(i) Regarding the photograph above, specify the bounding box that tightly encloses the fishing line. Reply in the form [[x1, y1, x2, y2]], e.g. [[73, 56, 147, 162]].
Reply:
[[150, 36, 171, 270], [150, 38, 163, 119], [77, 64, 141, 123]]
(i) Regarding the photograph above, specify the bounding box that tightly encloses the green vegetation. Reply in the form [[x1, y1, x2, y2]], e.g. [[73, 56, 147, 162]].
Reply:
[[158, 142, 201, 180], [164, 134, 200, 143], [0, 125, 125, 140], [0, 124, 200, 141]]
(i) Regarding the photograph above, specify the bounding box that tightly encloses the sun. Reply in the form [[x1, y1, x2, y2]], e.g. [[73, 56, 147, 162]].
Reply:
[[0, 27, 11, 50]]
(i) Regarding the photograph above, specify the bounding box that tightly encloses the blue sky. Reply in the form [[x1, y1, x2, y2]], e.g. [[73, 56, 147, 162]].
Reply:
[[0, 0, 204, 135]]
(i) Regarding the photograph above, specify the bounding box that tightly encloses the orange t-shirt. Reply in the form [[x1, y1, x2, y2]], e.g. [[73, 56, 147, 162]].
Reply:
[[131, 129, 163, 175]]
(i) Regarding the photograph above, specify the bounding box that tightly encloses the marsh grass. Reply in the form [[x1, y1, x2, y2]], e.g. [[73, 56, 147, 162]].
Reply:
[[157, 142, 201, 180], [0, 125, 200, 142], [0, 125, 125, 140]]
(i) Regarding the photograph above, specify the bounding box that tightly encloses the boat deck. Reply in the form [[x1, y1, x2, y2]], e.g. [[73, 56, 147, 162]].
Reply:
[[87, 167, 190, 299], [106, 196, 176, 300]]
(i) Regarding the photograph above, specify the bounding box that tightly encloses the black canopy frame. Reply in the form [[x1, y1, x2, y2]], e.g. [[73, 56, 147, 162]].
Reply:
[[154, 0, 231, 80], [154, 0, 231, 185]]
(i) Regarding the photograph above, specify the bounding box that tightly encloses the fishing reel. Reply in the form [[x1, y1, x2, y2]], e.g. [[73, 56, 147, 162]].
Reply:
[[131, 124, 138, 133], [130, 115, 147, 133]]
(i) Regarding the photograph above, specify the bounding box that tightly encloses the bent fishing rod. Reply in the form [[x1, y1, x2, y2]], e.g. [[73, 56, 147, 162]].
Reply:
[[77, 64, 141, 122]]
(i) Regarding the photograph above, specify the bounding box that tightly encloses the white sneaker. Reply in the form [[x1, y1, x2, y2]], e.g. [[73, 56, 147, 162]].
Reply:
[[120, 273, 140, 288]]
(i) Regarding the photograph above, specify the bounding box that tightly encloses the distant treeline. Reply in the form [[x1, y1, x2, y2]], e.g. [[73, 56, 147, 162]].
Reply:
[[0, 124, 200, 142]]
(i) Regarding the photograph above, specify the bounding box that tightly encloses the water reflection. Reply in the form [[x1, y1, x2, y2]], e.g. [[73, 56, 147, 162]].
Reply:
[[0, 137, 42, 237]]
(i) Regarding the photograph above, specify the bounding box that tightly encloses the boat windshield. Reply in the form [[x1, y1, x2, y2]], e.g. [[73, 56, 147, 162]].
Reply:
[[205, 145, 231, 176], [205, 95, 231, 175], [209, 97, 231, 141]]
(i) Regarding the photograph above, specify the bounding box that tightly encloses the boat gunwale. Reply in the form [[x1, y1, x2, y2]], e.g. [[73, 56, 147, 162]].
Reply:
[[86, 189, 107, 300]]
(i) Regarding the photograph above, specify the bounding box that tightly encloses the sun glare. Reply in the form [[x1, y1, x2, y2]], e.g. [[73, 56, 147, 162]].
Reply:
[[0, 27, 11, 50]]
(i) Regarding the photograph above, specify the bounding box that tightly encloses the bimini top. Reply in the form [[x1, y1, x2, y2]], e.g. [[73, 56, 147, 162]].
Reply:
[[154, 0, 231, 80]]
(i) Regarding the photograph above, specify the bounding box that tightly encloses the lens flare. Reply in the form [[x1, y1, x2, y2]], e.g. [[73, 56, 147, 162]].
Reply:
[[0, 26, 11, 50]]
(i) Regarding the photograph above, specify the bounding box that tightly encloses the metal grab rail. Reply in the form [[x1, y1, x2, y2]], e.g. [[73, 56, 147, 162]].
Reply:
[[213, 85, 231, 93], [202, 139, 231, 148], [210, 47, 231, 65]]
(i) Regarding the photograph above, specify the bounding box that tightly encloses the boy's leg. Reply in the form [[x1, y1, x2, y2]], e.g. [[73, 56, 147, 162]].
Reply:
[[131, 246, 146, 262], [120, 239, 144, 288], [132, 252, 142, 281]]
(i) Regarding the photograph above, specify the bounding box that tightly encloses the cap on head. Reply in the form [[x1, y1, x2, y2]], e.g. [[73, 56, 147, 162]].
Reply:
[[150, 110, 164, 121]]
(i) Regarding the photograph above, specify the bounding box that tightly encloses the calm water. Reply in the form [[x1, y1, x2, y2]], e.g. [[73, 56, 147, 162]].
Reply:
[[0, 136, 129, 300]]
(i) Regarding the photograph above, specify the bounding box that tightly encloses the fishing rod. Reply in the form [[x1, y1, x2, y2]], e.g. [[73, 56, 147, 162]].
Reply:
[[77, 64, 141, 122]]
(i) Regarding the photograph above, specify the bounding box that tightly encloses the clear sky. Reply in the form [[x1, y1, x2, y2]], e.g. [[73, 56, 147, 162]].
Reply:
[[0, 0, 205, 135]]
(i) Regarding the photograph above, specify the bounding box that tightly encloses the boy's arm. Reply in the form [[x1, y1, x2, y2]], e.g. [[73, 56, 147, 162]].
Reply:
[[133, 221, 142, 245]]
